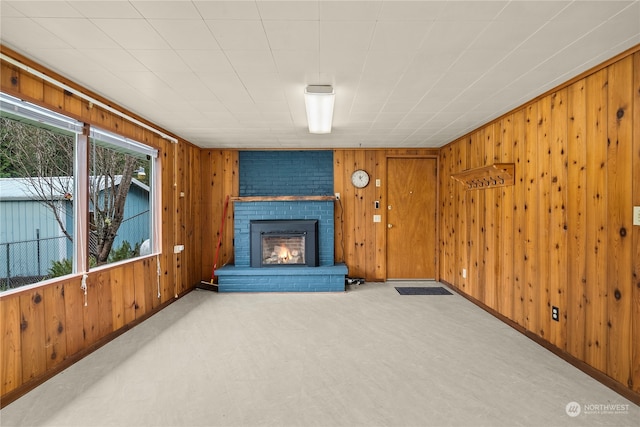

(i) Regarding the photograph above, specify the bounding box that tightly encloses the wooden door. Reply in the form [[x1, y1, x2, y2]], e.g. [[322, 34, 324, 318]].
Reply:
[[387, 158, 437, 279]]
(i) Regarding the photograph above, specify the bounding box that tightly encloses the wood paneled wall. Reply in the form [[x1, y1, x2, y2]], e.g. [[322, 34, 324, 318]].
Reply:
[[333, 149, 438, 281], [198, 148, 438, 283], [0, 48, 203, 404], [199, 150, 238, 280], [438, 47, 640, 400]]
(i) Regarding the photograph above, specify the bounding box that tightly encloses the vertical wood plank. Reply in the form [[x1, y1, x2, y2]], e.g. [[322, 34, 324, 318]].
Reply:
[[43, 283, 67, 369], [63, 278, 85, 356], [122, 266, 136, 325], [199, 150, 214, 280], [374, 150, 386, 280], [549, 88, 568, 350], [499, 115, 515, 319], [82, 276, 100, 345], [523, 104, 539, 334], [512, 110, 526, 327], [631, 51, 640, 394], [96, 270, 112, 340], [19, 290, 46, 382], [567, 78, 588, 360], [333, 150, 346, 264], [468, 133, 482, 299], [483, 125, 497, 310], [457, 140, 468, 291], [537, 94, 552, 340], [134, 261, 147, 319], [111, 267, 125, 331], [342, 150, 357, 275], [352, 150, 367, 278], [364, 150, 377, 281], [584, 69, 608, 372], [1, 296, 22, 395], [606, 56, 633, 384], [440, 145, 454, 283]]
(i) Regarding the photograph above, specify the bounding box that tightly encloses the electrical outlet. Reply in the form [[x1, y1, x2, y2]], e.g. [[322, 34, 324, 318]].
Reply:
[[634, 206, 640, 226], [551, 306, 559, 322], [375, 178, 381, 187], [373, 214, 381, 223], [462, 268, 467, 279]]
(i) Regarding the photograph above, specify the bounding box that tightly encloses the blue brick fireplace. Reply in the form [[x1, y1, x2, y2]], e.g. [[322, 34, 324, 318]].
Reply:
[[215, 151, 347, 292]]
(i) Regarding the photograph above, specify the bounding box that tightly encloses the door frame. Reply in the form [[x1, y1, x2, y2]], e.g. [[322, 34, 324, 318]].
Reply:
[[385, 155, 440, 281]]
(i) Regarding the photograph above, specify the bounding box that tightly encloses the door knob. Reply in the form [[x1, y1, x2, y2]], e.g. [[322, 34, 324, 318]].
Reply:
[[387, 224, 393, 229]]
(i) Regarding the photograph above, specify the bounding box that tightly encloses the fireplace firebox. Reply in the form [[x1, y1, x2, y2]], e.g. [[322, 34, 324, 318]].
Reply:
[[250, 220, 319, 268]]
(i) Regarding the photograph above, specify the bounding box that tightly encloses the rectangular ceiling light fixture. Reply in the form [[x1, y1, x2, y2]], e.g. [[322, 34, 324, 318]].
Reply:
[[304, 85, 335, 134]]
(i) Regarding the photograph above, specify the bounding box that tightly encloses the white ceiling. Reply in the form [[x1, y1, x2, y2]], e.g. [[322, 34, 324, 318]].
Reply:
[[1, 1, 639, 149]]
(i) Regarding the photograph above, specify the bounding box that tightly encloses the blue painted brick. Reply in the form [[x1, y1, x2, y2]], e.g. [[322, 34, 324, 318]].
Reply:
[[239, 151, 333, 196]]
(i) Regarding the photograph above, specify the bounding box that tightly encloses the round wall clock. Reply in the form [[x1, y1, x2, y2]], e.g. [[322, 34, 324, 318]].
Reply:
[[351, 169, 370, 188]]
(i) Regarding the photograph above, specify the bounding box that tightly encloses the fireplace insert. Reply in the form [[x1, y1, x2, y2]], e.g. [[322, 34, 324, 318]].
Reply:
[[250, 220, 319, 267]]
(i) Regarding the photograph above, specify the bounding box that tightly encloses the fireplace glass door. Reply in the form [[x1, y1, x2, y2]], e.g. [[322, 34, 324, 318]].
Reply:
[[261, 233, 306, 265], [250, 220, 319, 268]]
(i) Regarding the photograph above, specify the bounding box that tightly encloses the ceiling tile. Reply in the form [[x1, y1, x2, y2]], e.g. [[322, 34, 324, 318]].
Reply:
[[193, 1, 260, 20], [419, 20, 489, 53], [263, 20, 319, 50], [149, 19, 220, 50], [132, 50, 190, 73], [437, 1, 507, 21], [1, 18, 70, 49], [470, 19, 546, 51], [272, 50, 319, 82], [378, 1, 445, 21], [177, 50, 234, 73], [5, 0, 82, 17], [257, 1, 319, 20], [33, 18, 119, 49], [496, 1, 570, 22], [361, 50, 414, 80], [92, 19, 170, 50], [205, 20, 270, 50], [225, 50, 278, 74], [70, 1, 142, 18], [0, 2, 24, 17], [130, 1, 201, 19], [554, 0, 633, 22], [319, 1, 382, 21], [370, 21, 433, 51], [320, 21, 375, 51], [24, 48, 103, 73], [77, 48, 147, 72]]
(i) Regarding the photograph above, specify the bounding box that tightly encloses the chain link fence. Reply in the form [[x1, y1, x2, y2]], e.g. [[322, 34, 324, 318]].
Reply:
[[0, 234, 70, 291], [1, 210, 150, 292]]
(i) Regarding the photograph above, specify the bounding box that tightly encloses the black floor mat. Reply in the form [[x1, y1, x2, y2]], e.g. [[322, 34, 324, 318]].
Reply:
[[395, 286, 452, 295]]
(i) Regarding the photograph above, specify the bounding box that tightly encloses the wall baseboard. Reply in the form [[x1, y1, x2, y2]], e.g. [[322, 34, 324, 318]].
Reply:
[[0, 287, 195, 409], [441, 280, 640, 407]]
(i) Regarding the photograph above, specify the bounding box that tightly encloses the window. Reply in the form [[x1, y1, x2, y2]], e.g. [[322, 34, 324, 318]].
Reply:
[[0, 94, 81, 289], [88, 128, 157, 268], [0, 93, 159, 291]]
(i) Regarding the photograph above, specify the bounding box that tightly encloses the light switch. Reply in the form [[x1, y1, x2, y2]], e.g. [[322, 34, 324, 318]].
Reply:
[[634, 206, 640, 226], [375, 179, 381, 187]]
